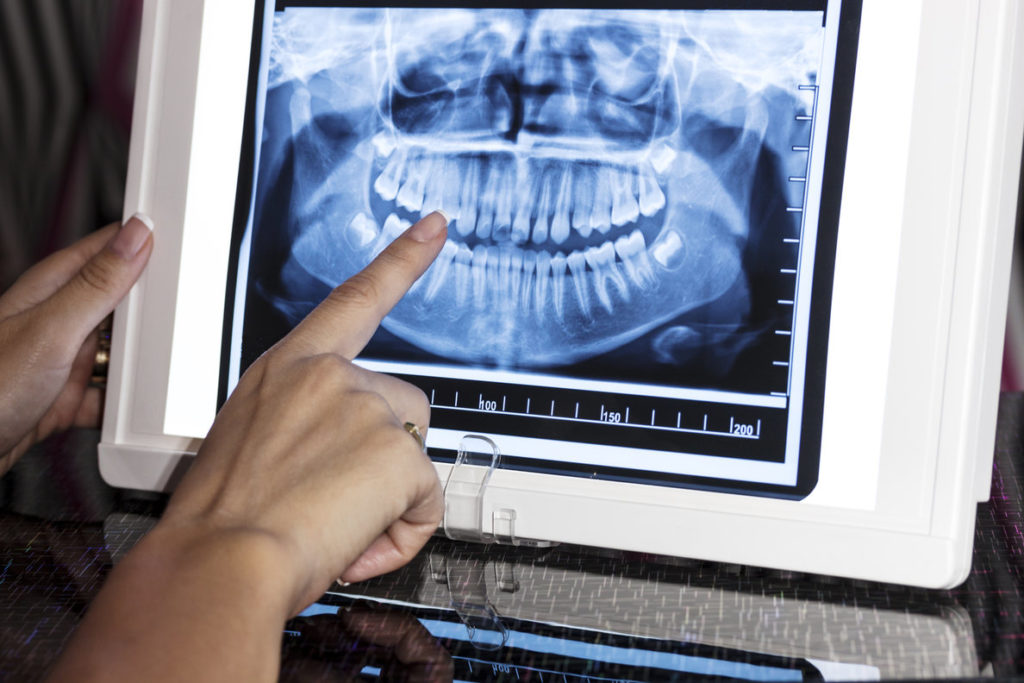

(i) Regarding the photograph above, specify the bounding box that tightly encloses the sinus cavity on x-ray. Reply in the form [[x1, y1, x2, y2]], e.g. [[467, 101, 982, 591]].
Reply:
[[225, 1, 858, 497]]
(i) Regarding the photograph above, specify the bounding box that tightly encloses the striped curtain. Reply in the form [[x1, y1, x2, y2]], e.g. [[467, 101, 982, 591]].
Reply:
[[0, 0, 141, 519], [0, 0, 140, 290]]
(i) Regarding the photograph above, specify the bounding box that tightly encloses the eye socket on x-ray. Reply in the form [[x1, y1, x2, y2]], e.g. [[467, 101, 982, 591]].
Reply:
[[228, 2, 855, 496]]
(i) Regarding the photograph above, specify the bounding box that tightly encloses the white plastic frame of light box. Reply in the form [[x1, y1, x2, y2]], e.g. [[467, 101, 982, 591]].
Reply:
[[100, 0, 1024, 588]]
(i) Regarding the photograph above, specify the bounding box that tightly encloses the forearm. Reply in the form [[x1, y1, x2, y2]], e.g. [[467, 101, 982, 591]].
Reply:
[[46, 524, 298, 683]]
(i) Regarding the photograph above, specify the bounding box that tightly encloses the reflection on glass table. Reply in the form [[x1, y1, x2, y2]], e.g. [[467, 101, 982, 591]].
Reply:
[[300, 539, 975, 682], [3, 394, 1024, 681]]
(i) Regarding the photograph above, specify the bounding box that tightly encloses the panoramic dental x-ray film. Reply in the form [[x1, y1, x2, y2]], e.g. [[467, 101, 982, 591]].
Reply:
[[224, 1, 859, 498]]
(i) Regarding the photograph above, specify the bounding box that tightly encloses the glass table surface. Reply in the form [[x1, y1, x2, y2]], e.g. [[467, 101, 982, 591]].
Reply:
[[2, 395, 1023, 681]]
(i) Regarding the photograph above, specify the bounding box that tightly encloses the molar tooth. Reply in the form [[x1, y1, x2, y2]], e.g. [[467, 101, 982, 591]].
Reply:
[[584, 242, 630, 313], [549, 252, 567, 321], [396, 156, 429, 211], [373, 146, 407, 201], [371, 131, 397, 157], [453, 244, 472, 308], [344, 212, 379, 251], [611, 169, 640, 226], [550, 168, 572, 244], [651, 228, 687, 270], [567, 251, 593, 320], [649, 141, 677, 174], [424, 239, 457, 303], [614, 229, 656, 289], [374, 213, 411, 258], [638, 165, 666, 217], [471, 245, 489, 308], [588, 168, 613, 234]]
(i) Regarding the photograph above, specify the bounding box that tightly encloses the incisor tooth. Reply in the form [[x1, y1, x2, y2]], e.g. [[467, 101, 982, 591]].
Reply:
[[424, 239, 457, 303], [534, 251, 551, 317], [550, 169, 572, 245], [475, 165, 498, 240], [497, 248, 513, 304], [588, 168, 612, 234], [567, 251, 592, 320], [493, 172, 514, 241], [550, 252, 567, 321], [453, 244, 472, 307], [457, 159, 479, 237], [471, 245, 489, 308], [520, 250, 536, 312], [531, 174, 553, 245], [572, 167, 593, 236], [442, 161, 461, 220], [422, 158, 446, 217], [512, 204, 532, 244], [508, 249, 523, 304]]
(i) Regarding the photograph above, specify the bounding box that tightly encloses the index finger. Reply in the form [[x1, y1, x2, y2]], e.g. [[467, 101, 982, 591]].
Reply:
[[281, 211, 448, 359]]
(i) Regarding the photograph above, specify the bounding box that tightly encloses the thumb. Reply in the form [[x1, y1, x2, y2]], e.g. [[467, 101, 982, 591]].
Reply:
[[41, 214, 154, 343]]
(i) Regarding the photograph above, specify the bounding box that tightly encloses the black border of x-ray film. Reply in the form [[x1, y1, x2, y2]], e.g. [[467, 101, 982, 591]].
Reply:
[[220, 0, 862, 500]]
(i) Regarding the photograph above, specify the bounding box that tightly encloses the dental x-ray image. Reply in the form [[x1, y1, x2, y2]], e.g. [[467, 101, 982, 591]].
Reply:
[[237, 4, 829, 397]]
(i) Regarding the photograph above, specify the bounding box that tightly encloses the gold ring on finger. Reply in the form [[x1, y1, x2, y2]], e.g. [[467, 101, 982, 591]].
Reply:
[[403, 422, 426, 452]]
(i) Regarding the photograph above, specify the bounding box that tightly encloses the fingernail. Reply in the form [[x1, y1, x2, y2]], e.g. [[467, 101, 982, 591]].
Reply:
[[406, 210, 448, 243], [109, 213, 153, 260]]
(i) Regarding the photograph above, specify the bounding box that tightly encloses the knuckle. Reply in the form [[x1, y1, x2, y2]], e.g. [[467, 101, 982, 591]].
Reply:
[[408, 384, 431, 420], [75, 254, 120, 295], [332, 273, 381, 312]]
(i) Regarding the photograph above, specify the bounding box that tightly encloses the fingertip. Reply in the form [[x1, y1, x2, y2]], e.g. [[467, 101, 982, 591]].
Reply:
[[130, 212, 155, 233], [405, 210, 448, 243], [108, 214, 154, 260]]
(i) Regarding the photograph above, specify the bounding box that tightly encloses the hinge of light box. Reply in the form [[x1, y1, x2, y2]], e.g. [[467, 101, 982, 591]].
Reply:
[[442, 434, 556, 548]]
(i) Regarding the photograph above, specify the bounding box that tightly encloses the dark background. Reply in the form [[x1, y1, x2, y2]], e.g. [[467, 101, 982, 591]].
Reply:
[[0, 0, 141, 519]]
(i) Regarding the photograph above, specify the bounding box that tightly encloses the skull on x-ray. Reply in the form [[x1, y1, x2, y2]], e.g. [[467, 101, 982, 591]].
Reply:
[[260, 8, 821, 369]]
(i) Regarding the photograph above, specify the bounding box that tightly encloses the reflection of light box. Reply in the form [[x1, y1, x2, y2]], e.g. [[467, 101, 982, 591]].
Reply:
[[100, 0, 1024, 587], [328, 544, 980, 680]]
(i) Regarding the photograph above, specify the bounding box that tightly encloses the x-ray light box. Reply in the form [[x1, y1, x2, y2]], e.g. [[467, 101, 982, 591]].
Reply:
[[100, 0, 1024, 588]]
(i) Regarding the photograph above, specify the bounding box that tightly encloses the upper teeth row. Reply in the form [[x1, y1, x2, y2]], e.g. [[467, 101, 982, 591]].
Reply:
[[372, 146, 670, 247]]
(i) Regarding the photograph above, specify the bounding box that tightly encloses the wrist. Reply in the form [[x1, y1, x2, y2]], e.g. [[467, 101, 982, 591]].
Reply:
[[130, 519, 306, 619]]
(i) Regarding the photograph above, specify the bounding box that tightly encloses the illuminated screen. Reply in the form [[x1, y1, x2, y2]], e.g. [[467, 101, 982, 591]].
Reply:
[[223, 1, 861, 497]]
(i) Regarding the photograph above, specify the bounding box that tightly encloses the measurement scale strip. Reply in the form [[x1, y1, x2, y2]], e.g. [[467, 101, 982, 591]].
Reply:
[[433, 404, 761, 440]]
